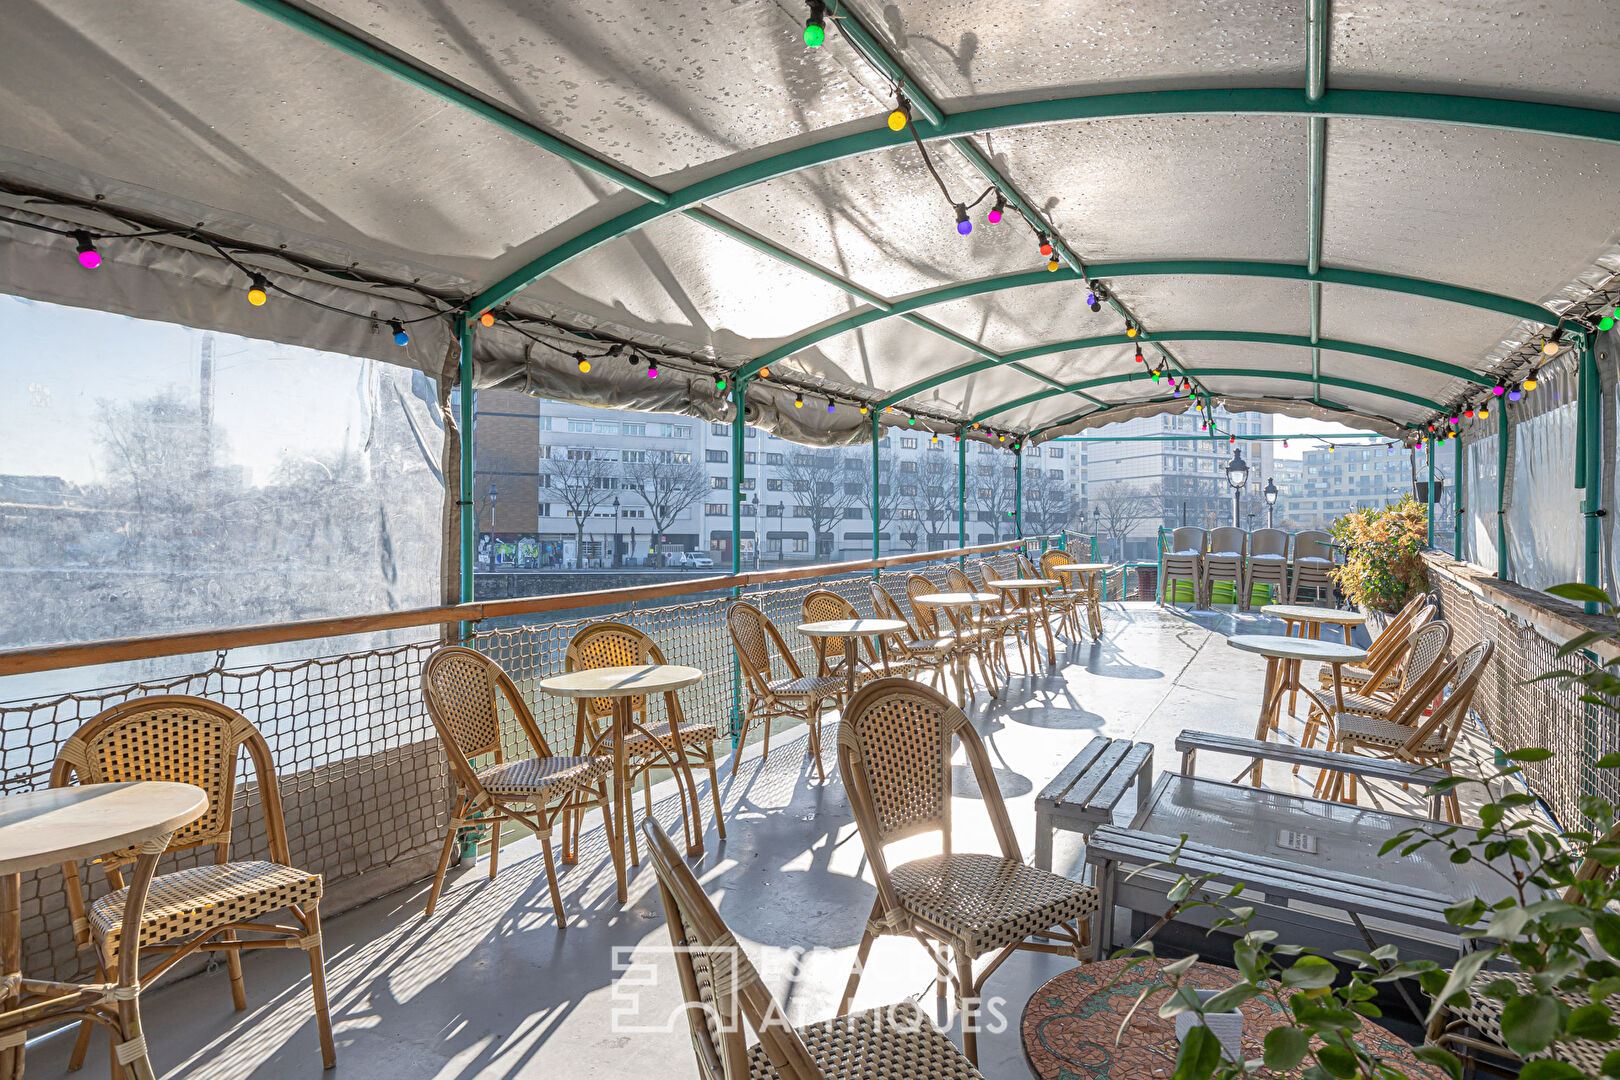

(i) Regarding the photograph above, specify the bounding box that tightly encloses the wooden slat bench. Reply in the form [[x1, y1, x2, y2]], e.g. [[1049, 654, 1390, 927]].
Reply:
[[1174, 730, 1448, 817], [1033, 736, 1154, 872]]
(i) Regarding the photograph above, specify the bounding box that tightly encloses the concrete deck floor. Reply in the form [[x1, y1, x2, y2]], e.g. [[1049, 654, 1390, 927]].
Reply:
[[25, 604, 1502, 1079]]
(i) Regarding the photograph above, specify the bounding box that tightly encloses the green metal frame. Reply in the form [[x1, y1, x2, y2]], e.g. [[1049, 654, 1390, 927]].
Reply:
[[1306, 0, 1329, 401], [1579, 333, 1605, 612], [1498, 402, 1511, 579], [957, 433, 967, 550], [456, 316, 476, 636], [1014, 450, 1024, 538], [737, 263, 1547, 386], [1427, 436, 1437, 548], [871, 414, 882, 561]]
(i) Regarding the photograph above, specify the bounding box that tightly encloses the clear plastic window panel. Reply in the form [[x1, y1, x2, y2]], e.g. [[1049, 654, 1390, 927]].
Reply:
[[1507, 402, 1584, 592]]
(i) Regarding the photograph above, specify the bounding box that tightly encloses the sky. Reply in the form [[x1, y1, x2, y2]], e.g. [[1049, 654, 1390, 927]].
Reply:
[[2, 295, 377, 487], [1267, 415, 1381, 458]]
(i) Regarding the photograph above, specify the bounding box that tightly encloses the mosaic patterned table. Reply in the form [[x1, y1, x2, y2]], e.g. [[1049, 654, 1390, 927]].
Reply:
[[1021, 957, 1444, 1080]]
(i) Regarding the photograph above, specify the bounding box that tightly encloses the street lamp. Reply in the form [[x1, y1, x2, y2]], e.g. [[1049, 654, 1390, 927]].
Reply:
[[751, 494, 761, 571], [611, 495, 621, 568], [1224, 449, 1248, 527], [488, 483, 498, 533], [1263, 476, 1278, 529], [1092, 505, 1102, 559]]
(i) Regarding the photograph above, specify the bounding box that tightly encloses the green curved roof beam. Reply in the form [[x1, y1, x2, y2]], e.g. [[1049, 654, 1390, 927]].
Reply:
[[739, 261, 1543, 384], [973, 367, 1445, 427], [469, 88, 1620, 313], [884, 328, 1491, 408], [1029, 392, 1399, 442]]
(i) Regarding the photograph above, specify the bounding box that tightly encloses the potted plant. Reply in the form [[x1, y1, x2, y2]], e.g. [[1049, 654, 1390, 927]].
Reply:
[[1328, 498, 1430, 628], [1124, 584, 1620, 1080]]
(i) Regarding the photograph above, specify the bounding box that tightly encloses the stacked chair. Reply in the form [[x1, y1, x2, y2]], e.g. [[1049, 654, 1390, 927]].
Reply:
[[971, 559, 1032, 672], [1324, 638, 1494, 822], [945, 566, 1008, 691], [727, 600, 844, 781], [563, 622, 727, 864], [640, 816, 985, 1080], [1200, 527, 1248, 609], [421, 647, 618, 922], [1159, 527, 1206, 609], [52, 696, 337, 1070], [836, 680, 1094, 1065], [1241, 528, 1291, 610], [1290, 530, 1337, 603]]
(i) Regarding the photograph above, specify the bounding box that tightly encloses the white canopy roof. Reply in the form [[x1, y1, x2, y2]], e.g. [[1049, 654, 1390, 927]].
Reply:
[[4, 0, 1619, 445]]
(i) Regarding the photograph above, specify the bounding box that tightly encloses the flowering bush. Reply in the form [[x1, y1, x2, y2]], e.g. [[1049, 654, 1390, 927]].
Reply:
[[1327, 498, 1430, 613]]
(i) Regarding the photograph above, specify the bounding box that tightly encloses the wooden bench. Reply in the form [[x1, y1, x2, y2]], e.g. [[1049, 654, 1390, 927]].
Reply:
[[1033, 736, 1154, 872], [1174, 730, 1448, 817]]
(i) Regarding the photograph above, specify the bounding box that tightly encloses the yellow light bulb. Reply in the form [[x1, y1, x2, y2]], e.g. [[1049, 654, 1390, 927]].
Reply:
[[247, 287, 267, 306], [1523, 376, 1538, 391], [887, 109, 907, 132], [1047, 258, 1059, 272], [1126, 326, 1138, 338], [859, 404, 868, 414], [577, 358, 591, 373], [759, 366, 770, 378]]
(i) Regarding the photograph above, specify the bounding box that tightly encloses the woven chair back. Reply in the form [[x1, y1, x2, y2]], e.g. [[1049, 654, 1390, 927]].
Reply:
[[422, 646, 556, 795], [1168, 527, 1207, 555], [1403, 638, 1493, 755], [906, 574, 944, 636], [1248, 529, 1289, 558], [641, 818, 821, 1080], [1294, 530, 1333, 561], [727, 601, 802, 692], [565, 621, 668, 723], [802, 589, 856, 624], [870, 583, 917, 638], [1015, 553, 1039, 578], [945, 566, 976, 594], [838, 679, 1021, 862], [1379, 621, 1453, 724], [1207, 527, 1247, 557], [51, 694, 288, 868]]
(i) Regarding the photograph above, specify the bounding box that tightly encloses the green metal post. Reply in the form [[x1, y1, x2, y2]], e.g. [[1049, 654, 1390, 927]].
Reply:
[[1453, 432, 1463, 560], [957, 432, 967, 558], [1498, 404, 1511, 580], [457, 315, 476, 624], [1582, 335, 1605, 613], [1427, 436, 1436, 549], [729, 377, 748, 743], [871, 414, 882, 563], [1014, 450, 1024, 539]]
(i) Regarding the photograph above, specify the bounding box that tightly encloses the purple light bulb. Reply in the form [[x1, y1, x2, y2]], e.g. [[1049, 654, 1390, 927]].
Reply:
[[957, 219, 972, 236], [1508, 387, 1522, 401]]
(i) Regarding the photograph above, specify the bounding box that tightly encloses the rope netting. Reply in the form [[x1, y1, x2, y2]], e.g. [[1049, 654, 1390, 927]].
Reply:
[[0, 543, 1043, 985], [1429, 565, 1620, 830]]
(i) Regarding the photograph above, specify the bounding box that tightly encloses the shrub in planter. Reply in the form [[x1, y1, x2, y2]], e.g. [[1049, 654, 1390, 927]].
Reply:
[[1328, 498, 1430, 614]]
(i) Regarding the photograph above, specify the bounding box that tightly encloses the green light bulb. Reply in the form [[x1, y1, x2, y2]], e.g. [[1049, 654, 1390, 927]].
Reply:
[[803, 22, 824, 46], [1603, 315, 1616, 331]]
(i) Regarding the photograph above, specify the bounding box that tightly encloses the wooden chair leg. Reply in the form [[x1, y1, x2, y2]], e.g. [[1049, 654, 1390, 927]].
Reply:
[[808, 709, 826, 783], [840, 916, 878, 1015], [297, 903, 338, 1068], [223, 928, 248, 1010], [486, 817, 501, 881], [539, 832, 567, 926], [957, 951, 979, 1065], [705, 750, 727, 840], [424, 822, 460, 917], [625, 777, 641, 866]]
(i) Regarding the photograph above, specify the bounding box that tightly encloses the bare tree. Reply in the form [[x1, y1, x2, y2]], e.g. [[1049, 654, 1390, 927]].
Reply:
[[1021, 470, 1077, 539], [542, 453, 617, 567], [624, 457, 707, 561], [972, 459, 1018, 540], [773, 449, 860, 560], [1092, 481, 1164, 561], [908, 455, 960, 549]]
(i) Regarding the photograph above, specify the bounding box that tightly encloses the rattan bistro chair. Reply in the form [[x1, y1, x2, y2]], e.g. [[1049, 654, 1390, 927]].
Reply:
[[801, 589, 917, 684], [906, 573, 983, 700], [837, 680, 1095, 1065], [565, 621, 727, 865], [1315, 595, 1433, 697], [1327, 639, 1494, 821], [728, 600, 843, 782], [869, 582, 955, 691], [421, 646, 615, 923], [51, 696, 336, 1071], [1303, 620, 1451, 755], [1038, 549, 1088, 641], [640, 817, 984, 1080]]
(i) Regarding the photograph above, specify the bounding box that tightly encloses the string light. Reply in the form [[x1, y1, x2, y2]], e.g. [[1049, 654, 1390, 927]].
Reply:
[[930, 432, 939, 444], [987, 193, 1005, 224], [72, 230, 100, 270], [1328, 444, 1336, 453], [1523, 372, 1539, 391], [1126, 323, 1138, 339], [1282, 440, 1288, 449], [1012, 441, 1021, 451], [1086, 290, 1099, 312], [389, 320, 409, 346], [759, 366, 770, 379], [998, 433, 1005, 442], [1449, 415, 1459, 425], [907, 415, 916, 426], [246, 273, 269, 307], [1602, 315, 1615, 331], [827, 400, 836, 413], [1508, 382, 1523, 402], [1492, 382, 1506, 396], [1150, 368, 1162, 383], [1047, 256, 1060, 272], [887, 98, 909, 132], [1464, 408, 1474, 418], [803, 0, 826, 46], [575, 352, 591, 374], [954, 204, 972, 236], [1037, 232, 1052, 256], [1542, 338, 1560, 356], [646, 357, 659, 378], [1134, 345, 1144, 363], [1479, 405, 1490, 419], [715, 373, 727, 391], [479, 312, 495, 328], [794, 391, 804, 408], [859, 404, 868, 414]]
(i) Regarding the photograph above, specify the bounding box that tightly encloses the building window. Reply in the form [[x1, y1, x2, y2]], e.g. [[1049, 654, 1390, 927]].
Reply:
[[704, 503, 727, 516], [743, 452, 756, 464], [739, 478, 755, 491], [766, 478, 783, 491], [566, 448, 594, 461], [766, 453, 784, 465], [710, 476, 727, 489], [901, 437, 917, 449], [706, 449, 727, 463], [711, 422, 729, 435], [791, 538, 809, 553], [1048, 446, 1063, 458], [567, 419, 592, 433], [537, 503, 552, 517], [657, 424, 692, 439], [766, 504, 783, 517]]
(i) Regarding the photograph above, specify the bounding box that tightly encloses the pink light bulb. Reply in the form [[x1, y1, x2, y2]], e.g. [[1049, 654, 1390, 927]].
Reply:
[[987, 208, 1002, 224]]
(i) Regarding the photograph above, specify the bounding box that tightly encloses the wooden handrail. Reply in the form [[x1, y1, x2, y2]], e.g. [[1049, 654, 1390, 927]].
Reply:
[[0, 536, 1057, 678]]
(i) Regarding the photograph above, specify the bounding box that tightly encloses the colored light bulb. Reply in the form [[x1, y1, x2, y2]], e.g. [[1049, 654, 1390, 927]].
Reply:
[[1493, 383, 1505, 395], [1479, 406, 1489, 419], [1601, 315, 1614, 330], [715, 374, 727, 391], [804, 2, 826, 46], [480, 312, 495, 327], [647, 360, 658, 378], [1085, 291, 1096, 306], [247, 274, 268, 307], [987, 208, 1002, 224], [1542, 339, 1560, 356], [908, 416, 915, 425], [1449, 416, 1458, 425], [1523, 375, 1537, 391], [794, 392, 804, 408], [1047, 257, 1059, 272], [1508, 384, 1522, 401], [1126, 325, 1138, 338], [1038, 234, 1052, 256], [577, 354, 591, 374], [827, 401, 835, 412], [390, 320, 409, 346], [859, 404, 868, 414], [887, 108, 907, 131], [1464, 408, 1474, 418], [72, 231, 100, 270], [1134, 346, 1143, 363], [954, 204, 972, 235]]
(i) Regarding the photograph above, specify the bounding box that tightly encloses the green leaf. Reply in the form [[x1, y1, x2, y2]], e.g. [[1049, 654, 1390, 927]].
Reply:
[[1518, 1062, 1585, 1080], [1500, 993, 1563, 1056], [1484, 905, 1531, 940], [1547, 582, 1612, 605], [1412, 1044, 1463, 1079], [1172, 1021, 1222, 1080], [1597, 754, 1620, 770], [1556, 630, 1616, 657], [1595, 913, 1620, 958], [1567, 1002, 1618, 1041], [1428, 951, 1492, 1023], [1264, 1026, 1310, 1072], [1504, 748, 1555, 762], [1281, 955, 1338, 989], [1317, 1044, 1359, 1078], [1200, 985, 1259, 1015], [1601, 1048, 1620, 1077]]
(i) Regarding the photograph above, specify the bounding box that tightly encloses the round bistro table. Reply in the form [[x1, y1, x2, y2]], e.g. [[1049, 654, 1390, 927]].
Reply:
[[795, 619, 909, 698], [1226, 635, 1368, 786], [1049, 562, 1114, 640], [914, 592, 1003, 696], [985, 578, 1061, 670], [0, 782, 208, 1080], [1022, 957, 1445, 1080], [1261, 604, 1366, 646], [538, 664, 705, 901]]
